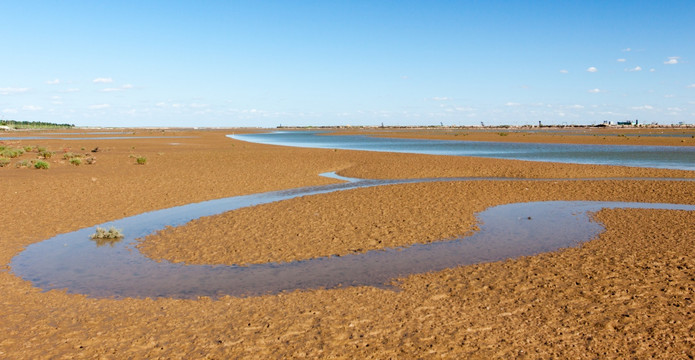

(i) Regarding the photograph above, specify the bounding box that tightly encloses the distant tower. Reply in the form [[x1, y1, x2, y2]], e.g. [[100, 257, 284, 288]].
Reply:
[[538, 121, 542, 127]]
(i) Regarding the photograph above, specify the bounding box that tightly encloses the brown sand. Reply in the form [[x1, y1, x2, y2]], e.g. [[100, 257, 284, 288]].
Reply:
[[1, 128, 694, 358]]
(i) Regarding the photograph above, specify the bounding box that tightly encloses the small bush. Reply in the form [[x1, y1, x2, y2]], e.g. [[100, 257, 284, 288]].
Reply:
[[1, 148, 24, 158], [90, 226, 124, 240], [16, 160, 29, 168], [136, 156, 147, 165], [36, 146, 47, 152], [24, 146, 33, 152], [70, 158, 82, 166], [497, 132, 509, 136], [85, 157, 96, 165], [0, 157, 10, 167], [63, 152, 81, 160], [34, 160, 50, 169], [39, 150, 53, 159]]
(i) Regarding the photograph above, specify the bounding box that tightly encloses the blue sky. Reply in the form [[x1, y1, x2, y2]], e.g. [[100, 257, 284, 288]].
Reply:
[[1, 1, 693, 127]]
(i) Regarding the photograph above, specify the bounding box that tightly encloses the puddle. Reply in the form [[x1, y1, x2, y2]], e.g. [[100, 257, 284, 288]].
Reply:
[[10, 174, 695, 299]]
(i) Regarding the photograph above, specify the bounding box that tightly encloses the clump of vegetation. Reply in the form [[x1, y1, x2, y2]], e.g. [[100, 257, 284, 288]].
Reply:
[[90, 226, 124, 240], [39, 150, 53, 159], [24, 146, 33, 152], [0, 157, 10, 167], [70, 158, 82, 166], [136, 156, 147, 165], [0, 147, 24, 158], [63, 152, 81, 160], [15, 160, 29, 168], [85, 157, 96, 165], [497, 132, 509, 136], [34, 160, 50, 169]]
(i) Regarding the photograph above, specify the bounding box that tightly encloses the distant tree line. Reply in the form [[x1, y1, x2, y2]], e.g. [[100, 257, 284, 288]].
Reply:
[[0, 120, 75, 129]]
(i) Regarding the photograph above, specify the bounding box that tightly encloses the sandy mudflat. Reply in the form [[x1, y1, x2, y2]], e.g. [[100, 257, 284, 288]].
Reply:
[[1, 128, 695, 358]]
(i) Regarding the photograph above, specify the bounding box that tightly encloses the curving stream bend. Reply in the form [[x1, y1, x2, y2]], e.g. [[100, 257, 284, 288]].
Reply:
[[10, 173, 695, 299]]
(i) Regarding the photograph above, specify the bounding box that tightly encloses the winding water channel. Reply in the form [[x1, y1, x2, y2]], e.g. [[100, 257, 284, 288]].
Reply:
[[10, 172, 695, 299]]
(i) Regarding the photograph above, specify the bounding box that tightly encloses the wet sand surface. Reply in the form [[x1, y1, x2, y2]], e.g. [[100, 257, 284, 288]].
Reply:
[[1, 128, 695, 358]]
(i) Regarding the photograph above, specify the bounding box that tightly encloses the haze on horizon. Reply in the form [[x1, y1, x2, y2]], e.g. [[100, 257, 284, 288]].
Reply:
[[1, 1, 693, 128]]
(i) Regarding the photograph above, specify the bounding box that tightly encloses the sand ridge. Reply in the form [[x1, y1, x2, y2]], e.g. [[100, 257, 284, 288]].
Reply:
[[1, 128, 694, 358]]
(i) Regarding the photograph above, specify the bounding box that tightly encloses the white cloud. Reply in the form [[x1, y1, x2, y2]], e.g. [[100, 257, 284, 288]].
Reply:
[[664, 94, 675, 98], [190, 103, 208, 108], [505, 102, 520, 106], [559, 69, 568, 74], [45, 79, 60, 85], [687, 84, 695, 88], [649, 68, 656, 72], [587, 67, 598, 73], [22, 105, 42, 111], [588, 88, 603, 93], [0, 87, 29, 95], [101, 84, 134, 92], [62, 88, 80, 93], [632, 105, 654, 110], [2, 108, 18, 114], [567, 104, 584, 109], [89, 104, 110, 109], [626, 66, 642, 72], [155, 102, 166, 107], [664, 56, 679, 65], [622, 48, 631, 52], [431, 97, 450, 101], [93, 77, 113, 83], [617, 58, 626, 62]]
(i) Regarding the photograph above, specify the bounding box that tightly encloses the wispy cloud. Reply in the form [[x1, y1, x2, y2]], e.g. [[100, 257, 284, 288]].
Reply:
[[45, 79, 60, 85], [2, 108, 18, 114], [93, 77, 113, 83], [626, 66, 642, 72], [89, 104, 110, 109], [100, 84, 134, 92], [588, 88, 603, 93], [586, 67, 598, 73], [61, 88, 80, 93], [22, 105, 43, 111], [617, 58, 626, 62], [622, 48, 631, 52], [687, 84, 695, 88], [0, 87, 29, 95], [664, 56, 679, 65], [431, 97, 451, 101], [505, 102, 521, 106], [559, 69, 568, 74], [632, 105, 654, 110]]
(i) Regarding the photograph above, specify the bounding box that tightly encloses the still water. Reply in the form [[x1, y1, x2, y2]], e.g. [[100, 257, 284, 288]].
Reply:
[[11, 174, 695, 299], [230, 131, 695, 171]]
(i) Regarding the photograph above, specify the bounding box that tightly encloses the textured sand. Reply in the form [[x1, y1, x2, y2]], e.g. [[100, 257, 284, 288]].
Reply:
[[1, 128, 694, 358]]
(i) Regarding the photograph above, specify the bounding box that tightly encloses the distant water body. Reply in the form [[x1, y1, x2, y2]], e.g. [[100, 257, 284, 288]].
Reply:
[[230, 131, 695, 171]]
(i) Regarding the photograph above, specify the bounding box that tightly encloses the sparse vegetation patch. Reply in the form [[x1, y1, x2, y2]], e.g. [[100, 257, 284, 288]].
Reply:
[[90, 226, 124, 240]]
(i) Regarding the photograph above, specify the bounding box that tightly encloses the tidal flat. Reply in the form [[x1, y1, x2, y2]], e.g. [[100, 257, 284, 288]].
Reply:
[[1, 128, 694, 358]]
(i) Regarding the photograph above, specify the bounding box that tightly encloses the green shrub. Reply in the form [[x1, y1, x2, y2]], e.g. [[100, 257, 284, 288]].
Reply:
[[1, 148, 24, 158], [36, 146, 47, 152], [0, 157, 10, 167], [497, 132, 509, 136], [70, 158, 82, 166], [136, 156, 147, 165], [39, 150, 53, 159], [90, 226, 124, 240], [24, 146, 33, 152], [63, 152, 80, 160], [34, 160, 49, 169], [16, 160, 29, 168]]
